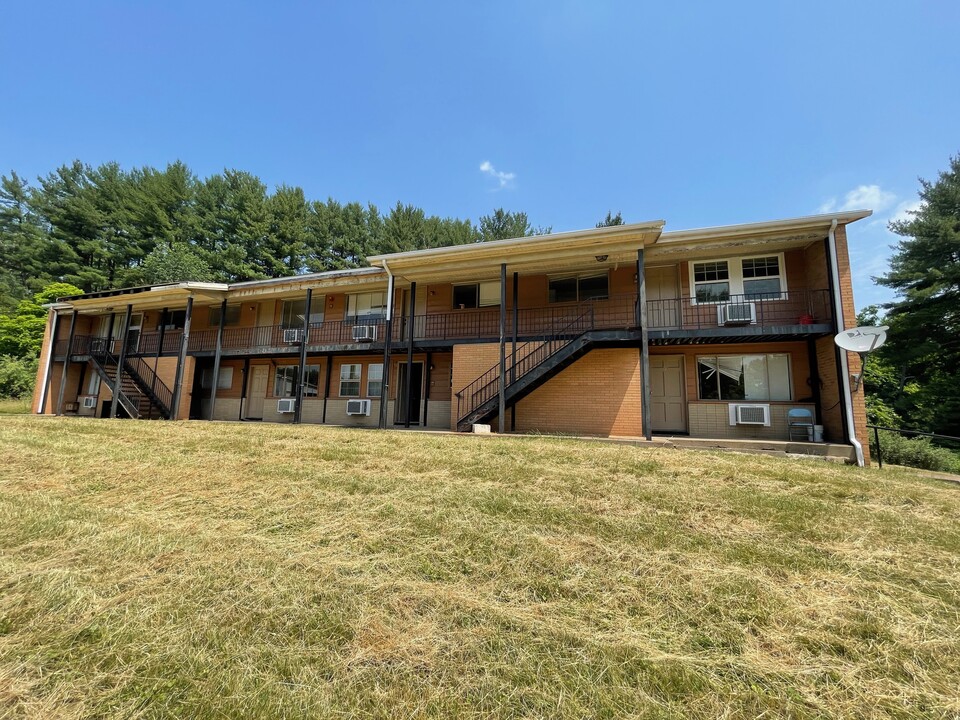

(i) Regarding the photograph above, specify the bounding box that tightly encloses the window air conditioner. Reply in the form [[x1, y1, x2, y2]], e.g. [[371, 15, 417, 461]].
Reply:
[[277, 398, 296, 413], [81, 396, 97, 409], [717, 302, 756, 325], [346, 399, 372, 416], [352, 325, 377, 343], [728, 403, 771, 426], [282, 329, 302, 343]]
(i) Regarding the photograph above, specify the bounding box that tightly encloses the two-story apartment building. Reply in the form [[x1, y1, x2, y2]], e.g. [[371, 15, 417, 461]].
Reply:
[[32, 210, 872, 464]]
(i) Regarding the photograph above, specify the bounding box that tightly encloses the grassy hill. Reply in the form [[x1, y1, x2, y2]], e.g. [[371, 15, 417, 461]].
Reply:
[[1, 418, 958, 719]]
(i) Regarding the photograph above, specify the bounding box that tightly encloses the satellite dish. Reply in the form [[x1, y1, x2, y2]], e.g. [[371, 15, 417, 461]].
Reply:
[[834, 326, 889, 353], [835, 326, 888, 392]]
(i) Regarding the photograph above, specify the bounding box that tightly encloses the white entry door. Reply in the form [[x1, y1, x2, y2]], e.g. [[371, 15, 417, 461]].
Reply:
[[650, 355, 686, 433], [646, 266, 680, 329], [246, 365, 268, 419]]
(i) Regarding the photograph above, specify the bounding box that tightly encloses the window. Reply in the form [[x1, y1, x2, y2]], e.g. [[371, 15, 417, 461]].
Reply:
[[208, 305, 242, 327], [367, 363, 383, 397], [200, 367, 234, 390], [548, 273, 609, 303], [160, 309, 186, 330], [697, 354, 791, 401], [690, 254, 786, 304], [339, 363, 362, 397], [273, 365, 320, 398], [347, 292, 387, 321], [453, 281, 500, 309], [281, 298, 324, 329], [692, 261, 730, 303]]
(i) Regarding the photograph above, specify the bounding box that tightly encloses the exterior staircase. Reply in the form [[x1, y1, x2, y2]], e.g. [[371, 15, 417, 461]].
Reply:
[[456, 310, 600, 432], [88, 339, 173, 420]]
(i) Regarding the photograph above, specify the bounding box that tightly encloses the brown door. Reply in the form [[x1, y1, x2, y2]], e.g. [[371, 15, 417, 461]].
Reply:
[[650, 355, 686, 433], [646, 266, 680, 329], [245, 365, 268, 419]]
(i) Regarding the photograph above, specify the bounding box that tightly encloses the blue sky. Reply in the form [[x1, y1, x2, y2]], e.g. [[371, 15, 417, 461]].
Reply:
[[2, 1, 958, 309]]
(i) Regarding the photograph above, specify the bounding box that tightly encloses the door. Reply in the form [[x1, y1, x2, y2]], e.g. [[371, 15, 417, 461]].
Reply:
[[398, 290, 429, 340], [394, 362, 424, 425], [650, 355, 686, 433], [646, 266, 680, 329], [245, 365, 268, 419]]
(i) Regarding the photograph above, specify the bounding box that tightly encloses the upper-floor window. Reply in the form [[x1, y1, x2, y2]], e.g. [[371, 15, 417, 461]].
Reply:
[[281, 298, 325, 329], [690, 254, 785, 304], [208, 304, 242, 328], [453, 281, 500, 309], [548, 273, 609, 303], [347, 292, 386, 321]]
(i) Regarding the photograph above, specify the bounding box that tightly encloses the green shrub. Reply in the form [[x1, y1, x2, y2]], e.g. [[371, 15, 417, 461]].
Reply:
[[871, 430, 960, 473], [0, 354, 38, 399]]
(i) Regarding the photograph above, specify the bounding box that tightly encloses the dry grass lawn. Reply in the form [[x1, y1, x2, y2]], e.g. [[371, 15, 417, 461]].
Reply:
[[1, 417, 959, 719]]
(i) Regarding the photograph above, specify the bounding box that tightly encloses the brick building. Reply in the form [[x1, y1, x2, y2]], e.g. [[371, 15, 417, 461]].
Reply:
[[32, 210, 872, 464]]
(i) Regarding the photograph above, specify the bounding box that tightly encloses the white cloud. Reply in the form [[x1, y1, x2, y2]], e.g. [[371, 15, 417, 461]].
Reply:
[[479, 160, 515, 190], [889, 199, 922, 225], [818, 184, 897, 214]]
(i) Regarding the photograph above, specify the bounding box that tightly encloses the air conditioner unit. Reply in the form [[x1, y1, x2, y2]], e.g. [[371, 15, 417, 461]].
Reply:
[[64, 402, 79, 413], [728, 403, 771, 426], [717, 302, 756, 325], [81, 396, 97, 409], [346, 399, 371, 416], [282, 328, 302, 344], [352, 325, 377, 343], [277, 398, 296, 413]]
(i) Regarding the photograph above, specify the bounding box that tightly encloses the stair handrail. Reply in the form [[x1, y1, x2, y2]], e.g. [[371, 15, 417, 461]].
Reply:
[[456, 308, 594, 424], [86, 342, 143, 419], [124, 356, 173, 418]]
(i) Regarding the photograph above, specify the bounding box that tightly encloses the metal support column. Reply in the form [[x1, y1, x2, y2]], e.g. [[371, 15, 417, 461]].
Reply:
[[110, 304, 133, 419], [38, 310, 61, 415], [239, 357, 250, 420], [294, 289, 312, 424], [55, 310, 78, 415], [378, 273, 396, 429], [511, 271, 518, 431], [498, 263, 507, 433], [404, 282, 416, 428], [170, 296, 193, 420], [638, 250, 652, 441], [423, 352, 432, 428], [209, 299, 227, 421], [321, 353, 333, 424]]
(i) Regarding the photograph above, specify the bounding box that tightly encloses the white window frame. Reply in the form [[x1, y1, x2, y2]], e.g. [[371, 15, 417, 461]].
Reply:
[[273, 364, 320, 398], [452, 281, 500, 309], [696, 353, 792, 402], [346, 292, 387, 320], [547, 273, 609, 303], [689, 252, 787, 305], [339, 363, 362, 397], [366, 363, 383, 397]]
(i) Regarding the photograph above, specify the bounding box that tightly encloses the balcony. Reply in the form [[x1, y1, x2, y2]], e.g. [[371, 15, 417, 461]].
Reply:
[[54, 289, 834, 358]]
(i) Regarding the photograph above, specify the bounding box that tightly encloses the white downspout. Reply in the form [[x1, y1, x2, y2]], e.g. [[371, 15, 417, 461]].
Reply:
[[827, 219, 865, 467]]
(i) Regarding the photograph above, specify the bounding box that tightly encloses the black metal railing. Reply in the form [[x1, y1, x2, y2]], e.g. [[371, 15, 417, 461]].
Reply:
[[126, 356, 173, 418], [867, 425, 960, 470], [455, 309, 594, 424], [645, 289, 832, 331]]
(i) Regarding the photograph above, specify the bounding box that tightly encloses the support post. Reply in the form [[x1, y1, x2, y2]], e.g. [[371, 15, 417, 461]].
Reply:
[[423, 352, 432, 428], [499, 263, 507, 433], [157, 308, 168, 357], [110, 304, 133, 419], [807, 338, 822, 425], [404, 282, 416, 427], [512, 272, 518, 431], [294, 289, 312, 424], [321, 353, 332, 424], [378, 273, 396, 429], [55, 310, 78, 415], [38, 310, 61, 415], [209, 299, 227, 421], [239, 357, 250, 420], [638, 250, 652, 441], [170, 296, 194, 420]]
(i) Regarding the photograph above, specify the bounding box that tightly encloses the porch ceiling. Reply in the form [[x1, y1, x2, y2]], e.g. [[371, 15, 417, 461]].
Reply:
[[56, 283, 229, 314]]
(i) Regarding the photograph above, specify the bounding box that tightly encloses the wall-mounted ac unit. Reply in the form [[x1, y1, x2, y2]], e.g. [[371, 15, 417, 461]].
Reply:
[[277, 398, 296, 413], [728, 403, 771, 426], [352, 325, 376, 343], [282, 328, 302, 343], [717, 302, 756, 325], [64, 402, 79, 413], [346, 399, 371, 416], [81, 396, 97, 409]]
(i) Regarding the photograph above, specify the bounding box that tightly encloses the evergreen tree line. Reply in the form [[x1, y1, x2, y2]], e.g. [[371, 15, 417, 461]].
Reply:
[[0, 160, 570, 308]]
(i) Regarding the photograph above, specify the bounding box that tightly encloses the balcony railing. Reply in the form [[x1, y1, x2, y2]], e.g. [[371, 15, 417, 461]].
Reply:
[[56, 289, 833, 358]]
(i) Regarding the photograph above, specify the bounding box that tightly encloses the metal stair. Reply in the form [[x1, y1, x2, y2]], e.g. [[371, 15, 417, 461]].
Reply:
[[455, 310, 596, 432], [88, 339, 173, 420]]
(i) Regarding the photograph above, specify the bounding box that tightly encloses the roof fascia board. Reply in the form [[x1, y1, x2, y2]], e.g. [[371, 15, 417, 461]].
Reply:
[[658, 210, 872, 245]]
